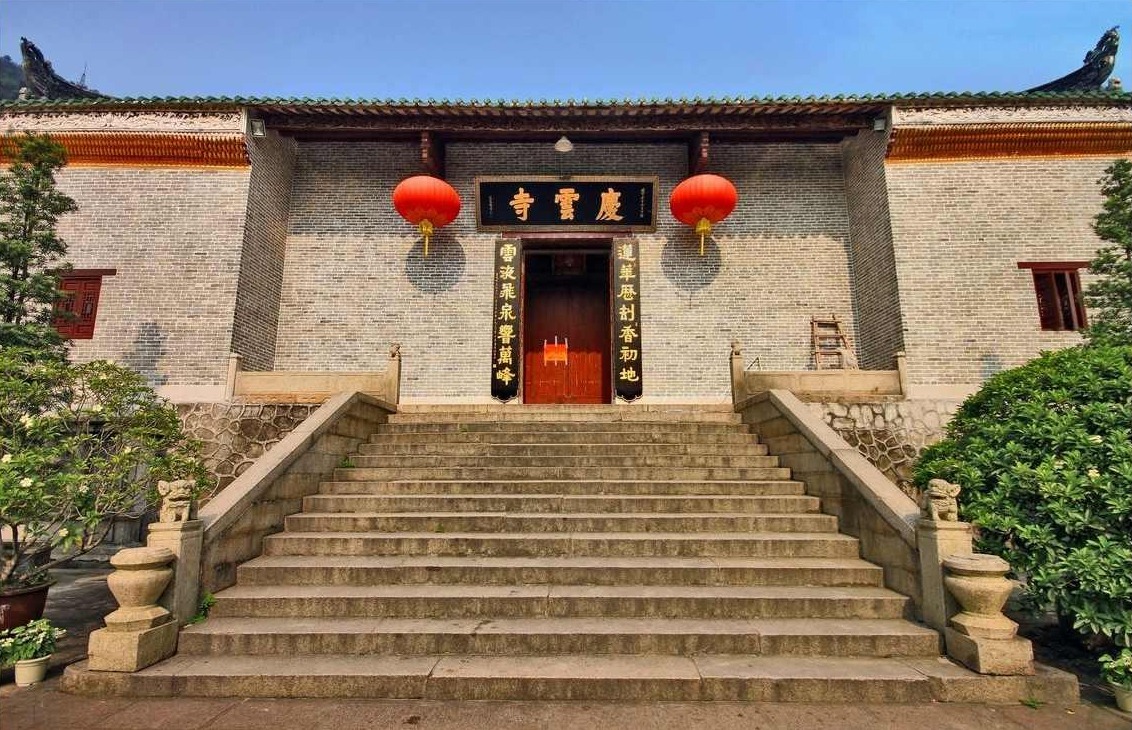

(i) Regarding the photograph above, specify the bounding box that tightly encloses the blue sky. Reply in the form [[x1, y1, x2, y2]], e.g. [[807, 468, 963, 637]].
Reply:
[[2, 0, 1129, 100]]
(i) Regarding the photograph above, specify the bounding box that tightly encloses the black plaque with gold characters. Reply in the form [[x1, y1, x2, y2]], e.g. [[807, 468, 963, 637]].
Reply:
[[490, 239, 522, 402], [612, 240, 643, 402], [476, 176, 657, 233]]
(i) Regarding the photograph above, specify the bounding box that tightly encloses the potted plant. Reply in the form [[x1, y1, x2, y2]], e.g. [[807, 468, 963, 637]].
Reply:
[[0, 348, 208, 628], [0, 618, 65, 686], [1101, 647, 1132, 712]]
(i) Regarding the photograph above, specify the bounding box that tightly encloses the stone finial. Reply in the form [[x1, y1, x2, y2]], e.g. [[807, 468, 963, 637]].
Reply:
[[390, 342, 402, 359], [157, 479, 195, 523], [730, 340, 743, 356], [942, 553, 1034, 675], [922, 478, 961, 521], [87, 546, 178, 672]]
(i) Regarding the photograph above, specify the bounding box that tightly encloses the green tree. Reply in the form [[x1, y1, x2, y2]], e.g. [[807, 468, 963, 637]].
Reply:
[[915, 345, 1132, 647], [0, 134, 77, 353], [1085, 159, 1132, 346]]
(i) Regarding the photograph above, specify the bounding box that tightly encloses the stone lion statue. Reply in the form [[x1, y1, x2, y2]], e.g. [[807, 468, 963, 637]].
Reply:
[[157, 479, 196, 523], [922, 478, 961, 522]]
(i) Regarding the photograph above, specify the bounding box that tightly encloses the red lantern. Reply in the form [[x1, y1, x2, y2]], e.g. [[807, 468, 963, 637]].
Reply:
[[669, 174, 738, 255], [392, 175, 461, 256]]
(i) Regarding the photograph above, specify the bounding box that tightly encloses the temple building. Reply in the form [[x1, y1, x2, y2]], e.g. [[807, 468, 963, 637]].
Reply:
[[7, 33, 1132, 702], [3, 31, 1130, 409]]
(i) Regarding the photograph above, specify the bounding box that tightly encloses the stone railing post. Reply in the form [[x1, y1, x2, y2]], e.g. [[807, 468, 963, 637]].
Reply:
[[916, 478, 973, 631], [146, 525, 202, 626], [730, 340, 747, 406], [388, 343, 402, 405], [895, 350, 910, 396], [225, 352, 242, 400], [146, 479, 202, 626], [86, 547, 178, 672]]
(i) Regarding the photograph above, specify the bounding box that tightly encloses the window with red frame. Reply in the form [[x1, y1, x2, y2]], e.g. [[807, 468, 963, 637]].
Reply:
[[52, 269, 115, 339], [1018, 262, 1088, 332]]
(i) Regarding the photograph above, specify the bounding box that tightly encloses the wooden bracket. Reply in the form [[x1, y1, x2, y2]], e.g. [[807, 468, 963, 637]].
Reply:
[[689, 131, 709, 175], [420, 131, 445, 179]]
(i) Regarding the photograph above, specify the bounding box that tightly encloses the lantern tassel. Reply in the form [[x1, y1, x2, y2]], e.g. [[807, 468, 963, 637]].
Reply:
[[418, 219, 435, 257], [695, 218, 712, 256]]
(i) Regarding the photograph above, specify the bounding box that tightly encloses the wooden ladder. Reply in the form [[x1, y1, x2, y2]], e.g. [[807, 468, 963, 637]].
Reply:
[[811, 315, 858, 370]]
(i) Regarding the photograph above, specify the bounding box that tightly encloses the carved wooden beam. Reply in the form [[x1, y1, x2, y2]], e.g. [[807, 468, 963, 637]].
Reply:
[[689, 131, 709, 174], [420, 131, 445, 178], [0, 132, 248, 168], [887, 123, 1132, 162], [265, 113, 871, 136]]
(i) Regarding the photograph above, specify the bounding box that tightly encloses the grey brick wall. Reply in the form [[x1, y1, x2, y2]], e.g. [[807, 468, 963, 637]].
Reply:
[[232, 131, 297, 371], [274, 140, 858, 401], [57, 167, 250, 387], [886, 157, 1106, 386], [842, 130, 904, 369]]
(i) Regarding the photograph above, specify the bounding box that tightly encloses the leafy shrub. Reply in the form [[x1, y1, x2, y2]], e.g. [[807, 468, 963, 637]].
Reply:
[[915, 345, 1132, 646], [0, 347, 210, 587]]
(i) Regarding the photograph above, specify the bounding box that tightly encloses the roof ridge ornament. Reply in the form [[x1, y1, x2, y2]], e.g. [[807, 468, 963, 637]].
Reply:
[[20, 37, 111, 100], [1027, 26, 1120, 92]]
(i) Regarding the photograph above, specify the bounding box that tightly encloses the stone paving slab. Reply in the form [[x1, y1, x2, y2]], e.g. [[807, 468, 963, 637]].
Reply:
[[4, 677, 1130, 730]]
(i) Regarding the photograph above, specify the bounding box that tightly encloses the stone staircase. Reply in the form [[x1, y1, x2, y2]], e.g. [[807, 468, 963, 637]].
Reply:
[[70, 406, 1071, 701]]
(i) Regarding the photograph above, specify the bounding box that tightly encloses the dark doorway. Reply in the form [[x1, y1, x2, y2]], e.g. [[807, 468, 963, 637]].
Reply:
[[522, 248, 612, 404]]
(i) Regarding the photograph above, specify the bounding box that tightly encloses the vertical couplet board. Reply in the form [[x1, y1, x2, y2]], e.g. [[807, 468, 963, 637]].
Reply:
[[491, 239, 522, 402], [612, 239, 643, 401]]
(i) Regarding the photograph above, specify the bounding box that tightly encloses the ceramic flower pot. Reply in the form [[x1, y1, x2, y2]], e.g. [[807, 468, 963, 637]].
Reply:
[[1112, 683, 1132, 713], [13, 655, 50, 687], [0, 581, 54, 631]]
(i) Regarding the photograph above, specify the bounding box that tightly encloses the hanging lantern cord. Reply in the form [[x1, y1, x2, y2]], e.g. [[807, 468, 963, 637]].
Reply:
[[694, 218, 712, 256], [418, 219, 435, 257]]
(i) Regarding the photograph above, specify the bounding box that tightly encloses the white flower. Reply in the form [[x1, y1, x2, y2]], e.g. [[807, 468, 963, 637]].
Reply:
[[122, 446, 133, 455], [78, 485, 90, 494], [1, 453, 11, 463], [1087, 468, 1101, 479], [1088, 435, 1103, 444], [18, 414, 34, 427], [19, 477, 33, 488], [57, 527, 68, 538], [90, 404, 102, 413]]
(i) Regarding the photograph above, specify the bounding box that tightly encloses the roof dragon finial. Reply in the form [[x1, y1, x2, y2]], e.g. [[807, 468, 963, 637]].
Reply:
[[1027, 26, 1120, 92], [20, 37, 109, 100]]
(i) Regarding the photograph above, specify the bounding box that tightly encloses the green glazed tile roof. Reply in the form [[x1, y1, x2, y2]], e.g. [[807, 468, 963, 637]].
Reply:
[[0, 90, 1129, 112]]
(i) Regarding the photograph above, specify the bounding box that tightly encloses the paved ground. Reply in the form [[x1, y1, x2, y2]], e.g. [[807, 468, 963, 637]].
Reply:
[[2, 568, 1129, 730]]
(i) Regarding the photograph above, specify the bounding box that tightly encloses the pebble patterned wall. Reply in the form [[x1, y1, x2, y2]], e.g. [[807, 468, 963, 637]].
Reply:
[[809, 399, 962, 498], [176, 403, 319, 491]]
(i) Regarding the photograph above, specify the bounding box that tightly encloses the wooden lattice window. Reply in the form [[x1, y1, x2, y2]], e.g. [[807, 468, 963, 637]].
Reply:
[[1018, 262, 1088, 332], [52, 269, 115, 339]]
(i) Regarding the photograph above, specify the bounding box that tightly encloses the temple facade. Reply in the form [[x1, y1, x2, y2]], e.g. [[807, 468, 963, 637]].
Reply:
[[1, 93, 1130, 406]]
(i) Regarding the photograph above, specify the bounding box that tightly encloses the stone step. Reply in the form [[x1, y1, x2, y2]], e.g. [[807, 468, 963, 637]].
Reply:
[[180, 616, 935, 657], [374, 422, 748, 434], [370, 431, 759, 445], [67, 655, 1078, 702], [208, 585, 911, 621], [357, 442, 771, 456], [349, 454, 781, 468], [317, 479, 806, 497], [262, 531, 861, 558], [284, 511, 839, 534], [235, 555, 886, 588], [302, 493, 821, 515], [389, 409, 742, 424], [333, 466, 794, 481]]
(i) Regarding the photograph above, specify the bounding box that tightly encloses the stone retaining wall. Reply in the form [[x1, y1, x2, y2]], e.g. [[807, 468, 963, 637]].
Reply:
[[176, 403, 319, 491], [808, 399, 962, 498]]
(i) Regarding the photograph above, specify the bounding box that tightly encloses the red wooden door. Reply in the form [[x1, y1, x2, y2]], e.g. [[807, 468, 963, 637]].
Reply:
[[523, 254, 611, 404]]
